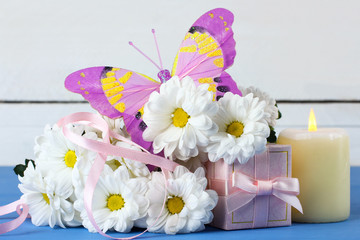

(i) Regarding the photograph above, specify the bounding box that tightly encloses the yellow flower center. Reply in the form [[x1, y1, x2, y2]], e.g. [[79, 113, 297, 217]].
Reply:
[[106, 159, 122, 171], [64, 150, 77, 168], [107, 194, 125, 211], [42, 193, 50, 205], [172, 108, 190, 128], [226, 121, 244, 138], [167, 196, 185, 215]]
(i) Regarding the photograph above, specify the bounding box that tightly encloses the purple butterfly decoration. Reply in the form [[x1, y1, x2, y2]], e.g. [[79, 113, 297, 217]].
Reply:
[[65, 8, 242, 151]]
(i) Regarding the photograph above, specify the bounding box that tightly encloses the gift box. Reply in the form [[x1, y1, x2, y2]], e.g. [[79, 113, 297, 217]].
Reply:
[[206, 144, 301, 230]]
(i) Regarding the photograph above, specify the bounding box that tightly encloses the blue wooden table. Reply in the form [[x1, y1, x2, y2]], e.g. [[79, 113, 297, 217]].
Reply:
[[1, 167, 360, 240]]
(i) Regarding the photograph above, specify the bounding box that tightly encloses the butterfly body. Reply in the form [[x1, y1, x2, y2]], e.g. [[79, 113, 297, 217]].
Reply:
[[157, 69, 171, 82], [65, 8, 242, 151]]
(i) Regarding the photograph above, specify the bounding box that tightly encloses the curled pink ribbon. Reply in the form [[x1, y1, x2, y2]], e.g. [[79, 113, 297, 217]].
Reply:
[[225, 171, 303, 227], [0, 199, 30, 234]]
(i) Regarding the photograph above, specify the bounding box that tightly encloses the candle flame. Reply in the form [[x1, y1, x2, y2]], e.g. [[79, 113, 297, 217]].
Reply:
[[308, 108, 317, 132]]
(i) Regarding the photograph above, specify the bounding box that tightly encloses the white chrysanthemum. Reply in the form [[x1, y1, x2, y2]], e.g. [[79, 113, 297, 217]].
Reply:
[[143, 76, 218, 160], [72, 140, 149, 215], [146, 166, 218, 235], [72, 138, 149, 230], [75, 165, 149, 233], [18, 164, 77, 228], [241, 86, 278, 127], [35, 124, 98, 188], [206, 92, 270, 165], [106, 141, 150, 178]]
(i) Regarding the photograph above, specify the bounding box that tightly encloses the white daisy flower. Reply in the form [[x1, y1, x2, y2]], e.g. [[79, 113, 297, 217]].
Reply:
[[18, 164, 77, 228], [35, 124, 98, 188], [72, 135, 150, 229], [142, 76, 218, 161], [106, 141, 150, 178], [206, 92, 270, 165], [75, 165, 149, 233], [241, 86, 278, 127], [146, 166, 218, 235], [35, 124, 79, 182]]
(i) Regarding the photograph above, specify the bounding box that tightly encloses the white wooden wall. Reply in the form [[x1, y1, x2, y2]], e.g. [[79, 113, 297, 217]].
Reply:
[[1, 0, 359, 166]]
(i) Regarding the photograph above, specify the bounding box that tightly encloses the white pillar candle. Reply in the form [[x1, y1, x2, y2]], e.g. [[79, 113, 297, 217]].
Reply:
[[278, 126, 350, 222]]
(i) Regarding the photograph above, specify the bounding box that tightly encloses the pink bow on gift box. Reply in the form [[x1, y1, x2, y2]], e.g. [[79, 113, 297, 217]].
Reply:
[[225, 171, 303, 228]]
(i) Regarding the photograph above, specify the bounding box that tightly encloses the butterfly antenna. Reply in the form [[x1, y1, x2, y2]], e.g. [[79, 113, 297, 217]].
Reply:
[[152, 29, 163, 70], [129, 41, 161, 71]]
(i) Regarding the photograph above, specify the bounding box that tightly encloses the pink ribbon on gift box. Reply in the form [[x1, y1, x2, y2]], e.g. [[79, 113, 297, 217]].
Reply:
[[225, 171, 303, 228]]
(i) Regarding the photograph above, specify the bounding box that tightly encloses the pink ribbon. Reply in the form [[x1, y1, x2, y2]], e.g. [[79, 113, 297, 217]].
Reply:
[[0, 199, 30, 234], [225, 171, 303, 228]]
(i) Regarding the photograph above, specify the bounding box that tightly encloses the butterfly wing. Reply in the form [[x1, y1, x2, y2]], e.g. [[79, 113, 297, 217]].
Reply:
[[213, 71, 241, 101], [172, 8, 241, 98], [65, 66, 160, 150]]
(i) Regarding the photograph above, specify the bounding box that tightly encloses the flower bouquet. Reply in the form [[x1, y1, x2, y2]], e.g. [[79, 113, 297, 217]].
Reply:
[[1, 7, 302, 237]]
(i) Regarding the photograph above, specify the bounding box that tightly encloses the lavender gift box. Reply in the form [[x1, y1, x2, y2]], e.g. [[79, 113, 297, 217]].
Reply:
[[206, 144, 301, 230]]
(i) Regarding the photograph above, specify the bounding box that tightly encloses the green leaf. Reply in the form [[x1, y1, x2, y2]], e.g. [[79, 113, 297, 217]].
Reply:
[[267, 126, 277, 143], [13, 159, 36, 177], [25, 159, 35, 168], [275, 103, 282, 120], [13, 164, 27, 177]]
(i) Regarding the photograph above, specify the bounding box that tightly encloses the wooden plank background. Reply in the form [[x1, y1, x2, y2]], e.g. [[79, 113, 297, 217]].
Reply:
[[1, 0, 359, 165]]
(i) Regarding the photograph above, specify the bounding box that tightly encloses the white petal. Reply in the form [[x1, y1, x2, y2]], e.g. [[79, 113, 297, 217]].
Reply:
[[186, 194, 199, 210]]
